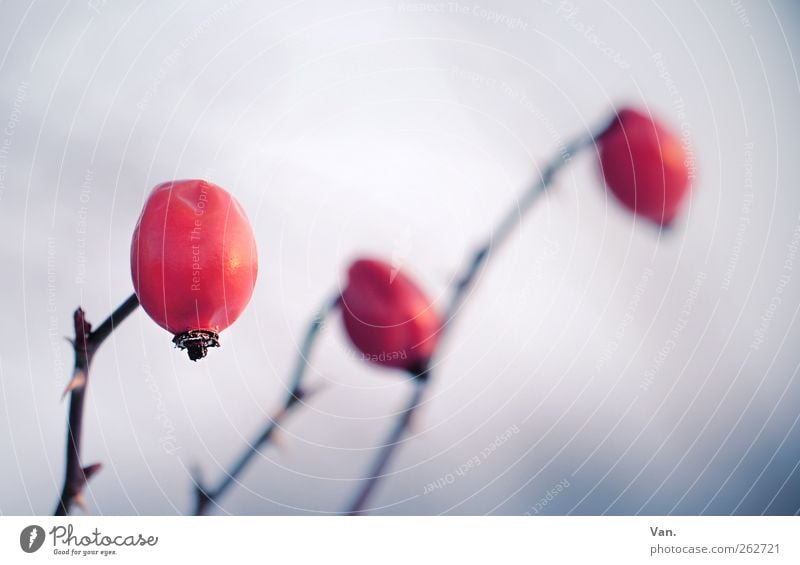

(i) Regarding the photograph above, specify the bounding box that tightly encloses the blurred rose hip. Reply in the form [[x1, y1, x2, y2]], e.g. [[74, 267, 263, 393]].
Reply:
[[340, 258, 441, 375], [131, 179, 258, 360], [597, 107, 692, 226]]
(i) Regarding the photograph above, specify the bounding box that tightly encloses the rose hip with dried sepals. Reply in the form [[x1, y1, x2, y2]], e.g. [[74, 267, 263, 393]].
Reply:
[[130, 179, 258, 360]]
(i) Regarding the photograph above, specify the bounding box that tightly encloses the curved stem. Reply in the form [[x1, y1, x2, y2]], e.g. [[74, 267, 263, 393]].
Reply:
[[443, 131, 597, 326], [346, 374, 427, 515], [54, 293, 140, 516], [193, 292, 341, 515], [346, 130, 598, 515]]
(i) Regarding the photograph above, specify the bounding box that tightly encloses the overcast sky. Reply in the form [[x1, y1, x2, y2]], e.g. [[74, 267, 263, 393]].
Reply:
[[1, 0, 799, 515]]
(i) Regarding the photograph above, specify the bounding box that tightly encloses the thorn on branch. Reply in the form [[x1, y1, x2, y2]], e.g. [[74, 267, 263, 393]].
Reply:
[[83, 462, 102, 480], [61, 369, 87, 399], [54, 294, 139, 516], [286, 387, 306, 409]]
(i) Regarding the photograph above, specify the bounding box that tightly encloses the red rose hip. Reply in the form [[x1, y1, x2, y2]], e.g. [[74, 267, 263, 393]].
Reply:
[[131, 179, 258, 360], [340, 258, 441, 375], [597, 108, 691, 226]]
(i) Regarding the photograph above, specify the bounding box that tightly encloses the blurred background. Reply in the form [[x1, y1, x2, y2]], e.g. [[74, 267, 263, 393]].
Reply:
[[1, 0, 799, 515]]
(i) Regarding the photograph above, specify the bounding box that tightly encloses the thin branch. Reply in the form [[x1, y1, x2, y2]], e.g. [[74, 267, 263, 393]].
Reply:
[[193, 293, 341, 515], [54, 293, 140, 516], [346, 374, 427, 515], [442, 131, 598, 327], [346, 130, 598, 515]]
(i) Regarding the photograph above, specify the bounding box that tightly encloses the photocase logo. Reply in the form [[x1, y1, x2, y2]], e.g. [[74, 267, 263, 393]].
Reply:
[[20, 525, 45, 553]]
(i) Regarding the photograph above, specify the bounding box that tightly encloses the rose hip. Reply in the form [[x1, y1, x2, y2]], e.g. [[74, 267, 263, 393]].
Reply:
[[131, 179, 258, 360]]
